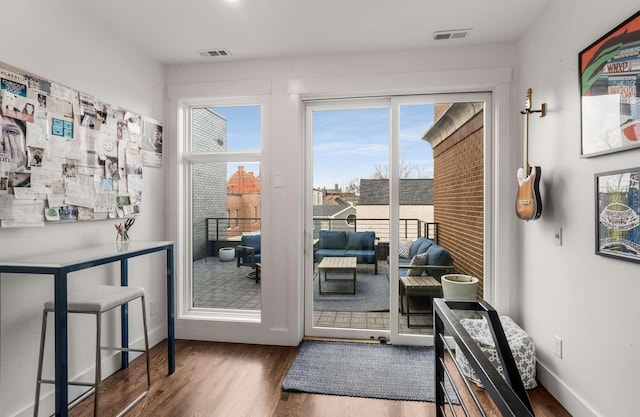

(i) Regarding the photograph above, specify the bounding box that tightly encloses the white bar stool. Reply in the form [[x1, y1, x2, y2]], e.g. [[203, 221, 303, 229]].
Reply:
[[34, 285, 151, 417]]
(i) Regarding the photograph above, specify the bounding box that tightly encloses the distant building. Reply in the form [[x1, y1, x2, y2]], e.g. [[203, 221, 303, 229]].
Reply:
[[313, 203, 357, 236], [348, 178, 435, 243], [227, 166, 261, 237], [312, 188, 323, 206], [319, 184, 358, 205], [192, 108, 227, 260]]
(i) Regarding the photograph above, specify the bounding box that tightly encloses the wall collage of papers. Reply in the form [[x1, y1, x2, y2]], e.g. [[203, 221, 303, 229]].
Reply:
[[0, 63, 163, 228]]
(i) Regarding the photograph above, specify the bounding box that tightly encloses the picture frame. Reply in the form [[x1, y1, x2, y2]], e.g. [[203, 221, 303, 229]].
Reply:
[[595, 167, 640, 263], [579, 10, 640, 158]]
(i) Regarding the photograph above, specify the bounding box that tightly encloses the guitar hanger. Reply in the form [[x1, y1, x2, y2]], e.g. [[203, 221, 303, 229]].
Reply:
[[520, 89, 547, 118]]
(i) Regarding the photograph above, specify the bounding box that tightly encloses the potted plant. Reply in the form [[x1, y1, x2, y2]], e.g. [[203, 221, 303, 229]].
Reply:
[[441, 274, 479, 300]]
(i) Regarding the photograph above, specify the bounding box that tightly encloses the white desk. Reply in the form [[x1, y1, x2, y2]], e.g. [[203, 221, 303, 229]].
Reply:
[[0, 240, 175, 417]]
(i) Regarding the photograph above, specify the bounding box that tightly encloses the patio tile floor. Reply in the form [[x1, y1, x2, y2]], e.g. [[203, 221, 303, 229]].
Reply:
[[193, 257, 261, 310], [193, 257, 434, 335]]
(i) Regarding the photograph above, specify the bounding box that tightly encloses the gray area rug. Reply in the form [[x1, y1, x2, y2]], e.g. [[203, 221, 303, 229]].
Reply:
[[313, 273, 390, 312], [282, 341, 458, 402]]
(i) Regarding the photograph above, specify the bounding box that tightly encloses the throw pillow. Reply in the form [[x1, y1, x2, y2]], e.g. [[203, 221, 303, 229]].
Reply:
[[398, 240, 413, 258], [406, 252, 428, 276]]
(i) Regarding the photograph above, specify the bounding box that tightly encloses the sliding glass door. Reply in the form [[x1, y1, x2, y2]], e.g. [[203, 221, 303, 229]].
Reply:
[[304, 93, 489, 345], [305, 99, 391, 341]]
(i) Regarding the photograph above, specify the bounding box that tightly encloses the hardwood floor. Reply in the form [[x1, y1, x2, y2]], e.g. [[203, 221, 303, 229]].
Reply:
[[67, 339, 571, 417]]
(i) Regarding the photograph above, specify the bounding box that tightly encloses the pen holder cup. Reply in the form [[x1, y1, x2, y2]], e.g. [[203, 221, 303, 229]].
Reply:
[[116, 234, 130, 251]]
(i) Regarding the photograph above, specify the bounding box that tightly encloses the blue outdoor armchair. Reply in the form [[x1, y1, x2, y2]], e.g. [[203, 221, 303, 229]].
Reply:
[[237, 234, 261, 268]]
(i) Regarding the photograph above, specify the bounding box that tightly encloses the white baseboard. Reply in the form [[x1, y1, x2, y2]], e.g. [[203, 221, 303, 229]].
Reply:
[[537, 360, 601, 417]]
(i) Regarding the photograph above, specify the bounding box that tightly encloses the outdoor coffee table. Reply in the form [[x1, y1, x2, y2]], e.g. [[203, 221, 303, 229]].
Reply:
[[317, 256, 357, 295]]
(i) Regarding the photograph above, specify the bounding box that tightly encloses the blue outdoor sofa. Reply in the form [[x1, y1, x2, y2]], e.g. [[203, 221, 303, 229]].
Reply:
[[389, 237, 454, 325], [392, 236, 453, 281], [314, 230, 378, 274]]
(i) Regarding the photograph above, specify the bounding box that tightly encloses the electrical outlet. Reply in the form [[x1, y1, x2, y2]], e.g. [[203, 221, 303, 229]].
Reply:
[[150, 300, 158, 316], [553, 335, 562, 358], [554, 227, 562, 246]]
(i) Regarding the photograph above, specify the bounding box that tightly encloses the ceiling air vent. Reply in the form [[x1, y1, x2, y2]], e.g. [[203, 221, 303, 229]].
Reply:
[[197, 48, 232, 58], [433, 29, 472, 41]]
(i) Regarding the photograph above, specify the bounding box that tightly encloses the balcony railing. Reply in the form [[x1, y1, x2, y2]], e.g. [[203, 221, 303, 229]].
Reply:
[[204, 217, 438, 258], [311, 218, 438, 243], [206, 217, 261, 242]]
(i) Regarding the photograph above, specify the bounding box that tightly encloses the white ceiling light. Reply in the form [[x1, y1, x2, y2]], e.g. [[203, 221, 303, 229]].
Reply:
[[433, 29, 472, 40]]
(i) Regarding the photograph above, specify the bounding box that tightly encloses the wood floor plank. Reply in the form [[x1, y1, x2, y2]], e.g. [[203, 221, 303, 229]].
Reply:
[[66, 339, 570, 417]]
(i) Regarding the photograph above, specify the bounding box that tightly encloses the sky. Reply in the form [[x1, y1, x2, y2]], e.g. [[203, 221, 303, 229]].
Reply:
[[312, 105, 434, 191], [211, 103, 435, 190], [211, 105, 261, 178]]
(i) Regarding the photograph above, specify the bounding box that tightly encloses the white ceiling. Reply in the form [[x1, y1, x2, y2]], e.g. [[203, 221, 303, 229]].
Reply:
[[60, 0, 551, 65]]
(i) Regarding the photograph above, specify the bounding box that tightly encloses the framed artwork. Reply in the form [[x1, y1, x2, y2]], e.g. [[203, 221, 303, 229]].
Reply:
[[579, 10, 640, 157], [595, 167, 640, 263]]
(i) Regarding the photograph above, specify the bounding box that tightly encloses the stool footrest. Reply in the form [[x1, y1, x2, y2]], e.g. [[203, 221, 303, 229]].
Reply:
[[38, 379, 95, 387], [115, 390, 149, 417], [101, 346, 146, 353]]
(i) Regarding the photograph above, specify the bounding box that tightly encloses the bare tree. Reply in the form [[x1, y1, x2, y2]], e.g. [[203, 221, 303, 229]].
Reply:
[[372, 159, 428, 179], [371, 164, 388, 179], [343, 178, 360, 195]]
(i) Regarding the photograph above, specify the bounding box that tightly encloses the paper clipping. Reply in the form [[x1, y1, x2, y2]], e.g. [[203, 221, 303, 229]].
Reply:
[[0, 61, 160, 228]]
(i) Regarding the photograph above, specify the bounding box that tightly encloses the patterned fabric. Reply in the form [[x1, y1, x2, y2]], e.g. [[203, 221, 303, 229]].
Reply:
[[398, 240, 413, 258], [455, 316, 537, 389], [406, 252, 428, 276]]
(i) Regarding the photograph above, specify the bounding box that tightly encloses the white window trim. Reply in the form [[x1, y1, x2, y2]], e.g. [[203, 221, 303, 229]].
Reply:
[[172, 92, 268, 327]]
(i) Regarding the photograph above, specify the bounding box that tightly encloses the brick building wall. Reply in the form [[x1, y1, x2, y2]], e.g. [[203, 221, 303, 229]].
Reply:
[[431, 109, 484, 298], [227, 166, 261, 238], [433, 103, 449, 122], [192, 108, 227, 260]]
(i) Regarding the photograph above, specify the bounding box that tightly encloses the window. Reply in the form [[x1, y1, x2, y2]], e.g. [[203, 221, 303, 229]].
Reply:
[[182, 99, 263, 319]]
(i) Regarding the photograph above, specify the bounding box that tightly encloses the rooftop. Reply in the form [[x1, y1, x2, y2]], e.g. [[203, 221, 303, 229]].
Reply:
[[359, 179, 433, 205]]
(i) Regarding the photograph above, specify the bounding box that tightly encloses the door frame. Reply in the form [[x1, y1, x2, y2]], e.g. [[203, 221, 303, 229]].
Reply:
[[303, 92, 492, 345]]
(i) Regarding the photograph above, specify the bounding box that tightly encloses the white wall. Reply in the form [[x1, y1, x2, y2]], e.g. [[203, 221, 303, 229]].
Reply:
[[166, 47, 518, 344], [517, 1, 639, 416], [5, 1, 631, 415], [0, 3, 165, 417]]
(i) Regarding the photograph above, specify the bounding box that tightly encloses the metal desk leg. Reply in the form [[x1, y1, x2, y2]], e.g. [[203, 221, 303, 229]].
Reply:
[[167, 245, 175, 374], [121, 258, 129, 369], [53, 271, 69, 417]]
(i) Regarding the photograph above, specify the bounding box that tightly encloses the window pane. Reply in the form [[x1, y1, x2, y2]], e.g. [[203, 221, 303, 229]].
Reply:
[[397, 103, 436, 334], [191, 105, 261, 152], [192, 161, 261, 310], [312, 107, 390, 331]]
